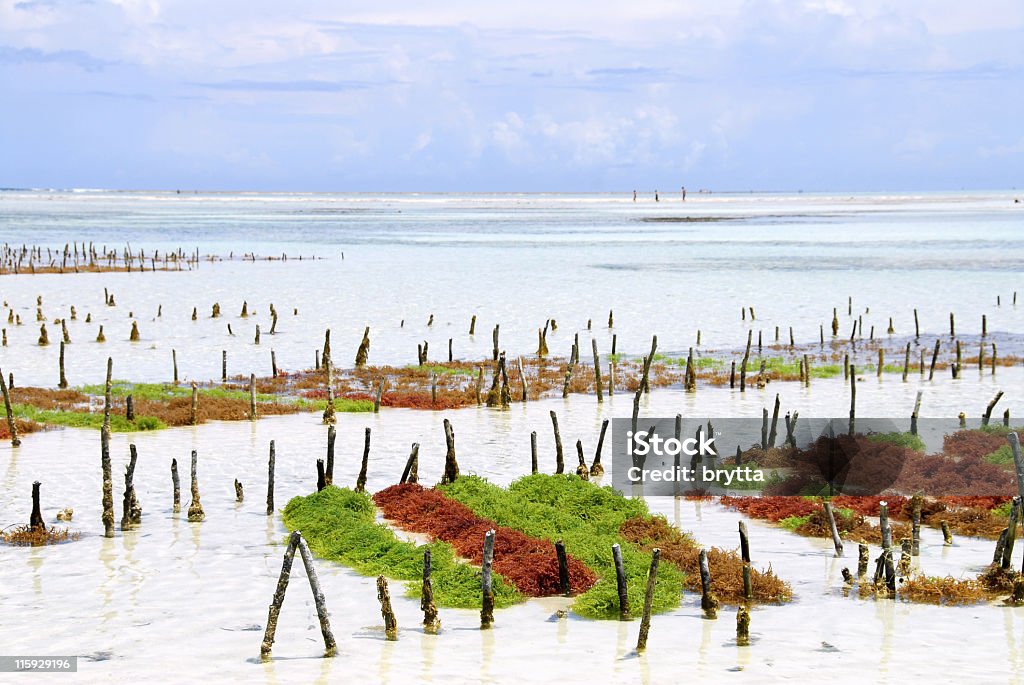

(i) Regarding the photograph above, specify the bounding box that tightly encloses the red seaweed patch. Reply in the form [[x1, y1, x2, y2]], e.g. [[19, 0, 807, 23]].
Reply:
[[373, 483, 598, 597]]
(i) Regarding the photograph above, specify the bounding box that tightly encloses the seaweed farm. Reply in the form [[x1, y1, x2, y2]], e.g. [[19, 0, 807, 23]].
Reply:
[[3, 190, 1024, 682]]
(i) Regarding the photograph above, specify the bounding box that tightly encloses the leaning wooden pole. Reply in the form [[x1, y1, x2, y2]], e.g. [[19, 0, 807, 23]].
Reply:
[[296, 534, 338, 655], [635, 548, 661, 652], [260, 531, 300, 659], [355, 427, 371, 492], [0, 366, 20, 447]]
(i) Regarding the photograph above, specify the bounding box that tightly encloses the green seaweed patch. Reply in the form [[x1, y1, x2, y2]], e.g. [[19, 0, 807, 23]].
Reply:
[[984, 445, 1014, 466], [866, 432, 926, 453], [407, 364, 477, 377], [282, 486, 520, 609], [753, 357, 843, 379], [779, 514, 812, 531], [438, 474, 687, 620], [11, 404, 165, 432], [297, 397, 375, 413], [79, 380, 279, 403]]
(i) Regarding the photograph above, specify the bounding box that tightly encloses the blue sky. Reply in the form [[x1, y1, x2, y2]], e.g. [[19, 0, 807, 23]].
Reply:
[[1, 1, 1022, 191]]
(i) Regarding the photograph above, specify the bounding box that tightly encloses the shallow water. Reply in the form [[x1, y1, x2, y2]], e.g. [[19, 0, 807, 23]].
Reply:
[[2, 384, 1024, 683], [2, 191, 1024, 683], [1, 190, 1023, 387]]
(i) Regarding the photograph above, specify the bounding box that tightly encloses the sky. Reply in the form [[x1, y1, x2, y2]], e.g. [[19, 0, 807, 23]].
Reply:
[[1, 1, 1022, 192]]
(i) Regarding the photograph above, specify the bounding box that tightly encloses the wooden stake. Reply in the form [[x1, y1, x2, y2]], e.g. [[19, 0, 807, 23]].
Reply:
[[187, 449, 205, 522], [260, 531, 299, 659], [591, 419, 608, 477], [551, 410, 564, 474], [325, 424, 336, 486], [267, 440, 275, 516], [235, 479, 244, 503], [481, 529, 496, 628], [249, 373, 257, 421], [442, 419, 459, 484], [355, 427, 371, 492], [171, 458, 180, 513], [849, 364, 856, 436], [400, 443, 420, 484], [699, 549, 719, 619], [739, 521, 753, 598], [121, 443, 142, 529], [823, 502, 843, 556], [592, 338, 603, 402], [636, 548, 661, 651], [613, 543, 630, 620], [30, 481, 44, 531], [0, 366, 20, 447], [101, 357, 115, 537], [530, 432, 538, 475], [421, 549, 440, 634], [555, 540, 571, 595], [58, 340, 68, 388]]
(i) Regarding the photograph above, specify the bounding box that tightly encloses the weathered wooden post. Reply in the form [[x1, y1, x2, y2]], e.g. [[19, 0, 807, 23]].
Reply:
[[30, 481, 45, 531], [421, 549, 441, 634], [267, 440, 275, 516], [355, 427, 371, 492], [171, 458, 180, 513], [121, 444, 142, 529], [481, 529, 496, 628], [739, 521, 753, 598], [173, 349, 179, 383], [551, 410, 565, 474], [492, 324, 500, 361], [736, 606, 751, 646], [222, 350, 227, 381], [377, 576, 398, 641], [613, 543, 630, 620], [699, 549, 719, 619], [823, 502, 844, 556], [591, 419, 608, 477], [555, 540, 571, 595], [249, 373, 257, 421], [983, 391, 1004, 426], [857, 544, 869, 577], [442, 419, 460, 484], [58, 340, 68, 388], [929, 339, 940, 380], [101, 357, 115, 537], [592, 338, 603, 402], [400, 443, 420, 484], [188, 449, 205, 522], [636, 548, 661, 651], [356, 326, 370, 368], [0, 366, 20, 447], [530, 431, 538, 475], [325, 424, 336, 486], [849, 365, 856, 435]]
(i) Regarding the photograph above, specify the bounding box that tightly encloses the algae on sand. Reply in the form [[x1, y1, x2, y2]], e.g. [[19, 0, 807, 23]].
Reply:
[[438, 474, 688, 620], [282, 486, 520, 610]]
